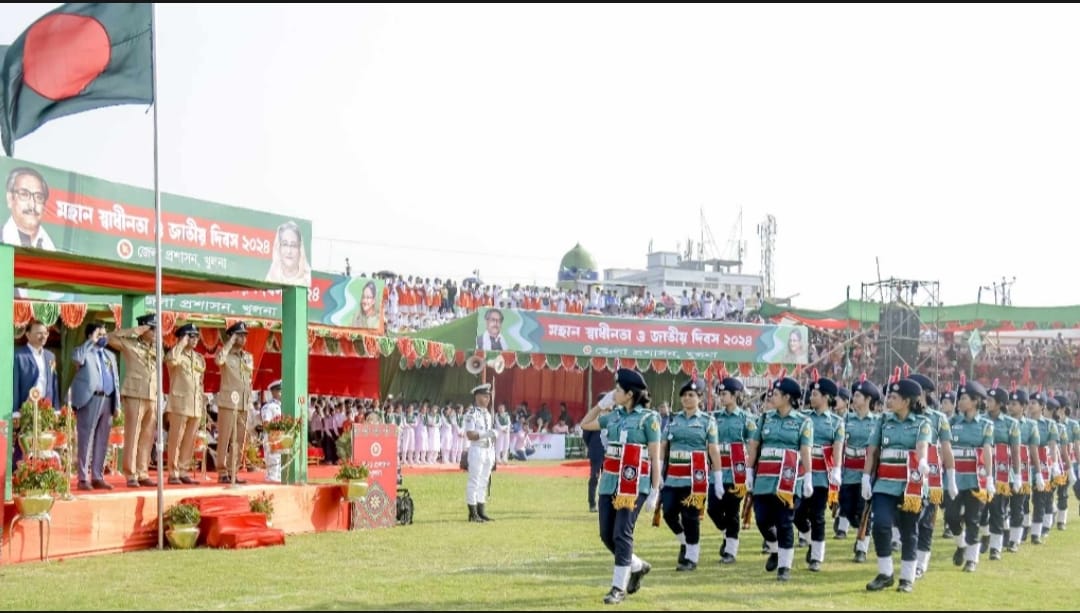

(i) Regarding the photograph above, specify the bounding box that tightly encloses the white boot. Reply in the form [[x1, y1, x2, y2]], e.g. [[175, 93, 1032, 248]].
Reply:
[[900, 559, 916, 582], [612, 565, 631, 591], [685, 543, 700, 564], [915, 550, 931, 577], [877, 556, 894, 577], [811, 540, 826, 563], [778, 547, 795, 570], [725, 537, 740, 558]]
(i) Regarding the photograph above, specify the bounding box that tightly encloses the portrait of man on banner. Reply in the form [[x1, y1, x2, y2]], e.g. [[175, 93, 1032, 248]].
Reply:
[[265, 220, 311, 287], [3, 166, 55, 251]]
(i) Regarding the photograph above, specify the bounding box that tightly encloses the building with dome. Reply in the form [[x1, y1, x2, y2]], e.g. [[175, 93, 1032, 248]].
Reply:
[[556, 243, 600, 291]]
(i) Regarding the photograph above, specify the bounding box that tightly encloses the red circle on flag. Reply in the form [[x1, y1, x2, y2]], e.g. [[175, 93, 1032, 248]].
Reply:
[[23, 14, 111, 101]]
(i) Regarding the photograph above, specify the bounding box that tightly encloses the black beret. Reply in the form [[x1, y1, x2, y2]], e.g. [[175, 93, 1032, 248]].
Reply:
[[1008, 389, 1028, 403], [715, 377, 744, 394], [1047, 397, 1061, 410], [909, 374, 935, 393], [987, 387, 1009, 406], [957, 379, 987, 400], [889, 378, 923, 400], [811, 377, 838, 397], [853, 380, 882, 403], [940, 390, 956, 403], [679, 378, 704, 396], [616, 368, 647, 392], [837, 386, 851, 401], [1030, 391, 1047, 405], [771, 377, 802, 401]]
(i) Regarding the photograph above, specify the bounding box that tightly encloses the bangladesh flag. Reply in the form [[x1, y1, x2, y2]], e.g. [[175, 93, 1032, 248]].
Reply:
[[0, 3, 153, 156]]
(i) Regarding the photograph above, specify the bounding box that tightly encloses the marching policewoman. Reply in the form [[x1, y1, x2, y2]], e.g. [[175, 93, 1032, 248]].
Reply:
[[838, 376, 881, 562], [661, 376, 723, 571], [863, 377, 931, 594], [945, 377, 994, 572], [794, 371, 845, 572], [747, 376, 813, 582], [707, 375, 757, 565], [580, 368, 663, 605]]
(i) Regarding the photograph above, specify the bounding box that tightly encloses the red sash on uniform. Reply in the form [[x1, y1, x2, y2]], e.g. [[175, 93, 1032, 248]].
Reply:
[[727, 442, 749, 498], [1019, 446, 1032, 494], [875, 450, 922, 513], [994, 443, 1012, 496], [844, 445, 866, 472], [758, 448, 798, 509], [1038, 447, 1052, 491], [1055, 456, 1068, 487], [676, 450, 709, 511], [927, 444, 944, 505], [821, 445, 840, 506], [612, 443, 644, 510], [955, 447, 991, 502]]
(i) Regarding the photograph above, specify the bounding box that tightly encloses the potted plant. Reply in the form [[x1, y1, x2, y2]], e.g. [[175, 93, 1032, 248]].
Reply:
[[17, 395, 57, 457], [335, 460, 370, 502], [53, 404, 74, 449], [164, 502, 202, 549], [12, 456, 68, 517], [265, 415, 301, 453], [109, 410, 125, 447], [249, 491, 275, 527]]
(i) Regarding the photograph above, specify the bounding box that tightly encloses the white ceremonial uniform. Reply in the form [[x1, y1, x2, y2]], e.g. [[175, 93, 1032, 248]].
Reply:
[[463, 404, 496, 505], [260, 398, 283, 482]]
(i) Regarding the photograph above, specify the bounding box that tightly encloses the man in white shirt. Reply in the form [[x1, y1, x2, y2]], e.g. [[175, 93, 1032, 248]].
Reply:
[[259, 380, 283, 482]]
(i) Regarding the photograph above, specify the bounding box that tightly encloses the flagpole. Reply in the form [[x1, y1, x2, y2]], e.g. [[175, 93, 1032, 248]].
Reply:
[[150, 2, 166, 551]]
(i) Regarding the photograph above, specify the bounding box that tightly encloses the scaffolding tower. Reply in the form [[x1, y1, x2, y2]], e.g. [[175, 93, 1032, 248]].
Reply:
[[858, 278, 943, 387]]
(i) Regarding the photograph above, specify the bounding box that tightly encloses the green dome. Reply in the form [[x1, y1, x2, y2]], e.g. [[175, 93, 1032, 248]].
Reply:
[[559, 243, 598, 273]]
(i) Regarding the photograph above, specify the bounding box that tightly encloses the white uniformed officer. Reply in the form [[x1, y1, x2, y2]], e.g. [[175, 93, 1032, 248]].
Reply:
[[260, 380, 283, 483], [463, 383, 497, 522]]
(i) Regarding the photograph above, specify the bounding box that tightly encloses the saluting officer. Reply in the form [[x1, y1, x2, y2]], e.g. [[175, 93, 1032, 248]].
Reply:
[[661, 377, 722, 571], [165, 323, 206, 485], [707, 376, 756, 565], [107, 313, 159, 488], [463, 384, 497, 523], [215, 321, 254, 484], [747, 376, 813, 582], [580, 368, 662, 604]]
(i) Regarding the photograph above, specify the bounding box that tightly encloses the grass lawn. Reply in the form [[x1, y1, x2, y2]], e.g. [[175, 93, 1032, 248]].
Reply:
[[0, 462, 1076, 610]]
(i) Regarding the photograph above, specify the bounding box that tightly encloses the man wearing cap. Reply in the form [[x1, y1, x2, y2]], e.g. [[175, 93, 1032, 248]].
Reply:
[[260, 380, 284, 482], [907, 373, 956, 579], [863, 377, 932, 593], [1027, 390, 1059, 543], [795, 373, 845, 572], [1006, 387, 1041, 550], [979, 383, 1021, 561], [660, 376, 721, 571], [747, 376, 813, 582], [108, 313, 160, 488], [463, 383, 497, 522], [839, 377, 881, 561], [707, 375, 756, 565], [164, 323, 206, 485], [215, 322, 255, 484], [945, 378, 994, 572]]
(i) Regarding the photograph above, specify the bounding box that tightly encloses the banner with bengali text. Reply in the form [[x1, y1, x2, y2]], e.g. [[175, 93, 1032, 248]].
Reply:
[[0, 157, 313, 286], [475, 308, 808, 363]]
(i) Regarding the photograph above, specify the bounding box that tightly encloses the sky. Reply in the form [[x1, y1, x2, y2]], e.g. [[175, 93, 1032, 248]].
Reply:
[[2, 3, 1079, 310]]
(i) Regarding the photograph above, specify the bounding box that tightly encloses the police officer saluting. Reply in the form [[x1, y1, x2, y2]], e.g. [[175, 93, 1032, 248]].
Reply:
[[164, 323, 206, 485], [661, 376, 722, 571], [580, 368, 662, 604], [215, 321, 254, 484], [707, 375, 756, 565]]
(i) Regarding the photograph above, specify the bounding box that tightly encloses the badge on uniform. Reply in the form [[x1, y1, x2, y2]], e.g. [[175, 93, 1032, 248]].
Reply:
[[651, 420, 660, 432]]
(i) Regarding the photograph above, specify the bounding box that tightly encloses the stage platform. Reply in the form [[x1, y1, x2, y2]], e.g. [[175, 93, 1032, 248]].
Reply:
[[1, 466, 354, 565]]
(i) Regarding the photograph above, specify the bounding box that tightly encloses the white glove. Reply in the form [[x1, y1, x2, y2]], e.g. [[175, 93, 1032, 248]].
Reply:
[[947, 469, 959, 499], [745, 468, 755, 492], [861, 474, 873, 500], [829, 467, 842, 486], [713, 471, 724, 498], [486, 429, 498, 441], [642, 487, 660, 514], [918, 457, 930, 479], [1011, 471, 1022, 494], [801, 475, 814, 499], [597, 390, 616, 410], [1070, 469, 1078, 487], [986, 479, 996, 497], [1036, 472, 1047, 491], [1051, 463, 1063, 479]]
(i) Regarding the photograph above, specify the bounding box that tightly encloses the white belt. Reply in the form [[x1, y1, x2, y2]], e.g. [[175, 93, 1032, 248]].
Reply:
[[718, 443, 731, 453], [953, 447, 978, 458], [760, 446, 786, 460], [845, 446, 866, 458], [605, 444, 623, 458], [880, 448, 907, 460], [669, 450, 693, 461], [811, 445, 827, 458]]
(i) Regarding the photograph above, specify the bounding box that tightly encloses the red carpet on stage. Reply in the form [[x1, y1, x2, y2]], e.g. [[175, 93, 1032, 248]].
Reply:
[[182, 495, 285, 549]]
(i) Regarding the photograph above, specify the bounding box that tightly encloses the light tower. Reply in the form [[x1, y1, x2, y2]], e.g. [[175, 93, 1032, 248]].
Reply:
[[757, 214, 776, 298]]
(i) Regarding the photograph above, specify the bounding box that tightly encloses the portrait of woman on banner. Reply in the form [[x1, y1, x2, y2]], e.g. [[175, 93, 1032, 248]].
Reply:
[[265, 221, 311, 286], [350, 280, 382, 330]]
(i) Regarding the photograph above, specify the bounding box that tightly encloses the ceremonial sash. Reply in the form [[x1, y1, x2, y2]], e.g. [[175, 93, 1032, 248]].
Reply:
[[1019, 446, 1032, 494], [611, 443, 646, 510], [844, 445, 867, 472], [1037, 447, 1052, 491], [1055, 456, 1069, 487], [757, 447, 798, 509], [814, 445, 840, 506], [955, 447, 991, 502], [722, 442, 749, 498], [927, 444, 943, 505], [876, 449, 923, 513], [668, 450, 709, 511], [994, 443, 1012, 496]]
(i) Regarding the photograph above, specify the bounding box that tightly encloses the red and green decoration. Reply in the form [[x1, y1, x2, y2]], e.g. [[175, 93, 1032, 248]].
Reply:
[[411, 350, 784, 377]]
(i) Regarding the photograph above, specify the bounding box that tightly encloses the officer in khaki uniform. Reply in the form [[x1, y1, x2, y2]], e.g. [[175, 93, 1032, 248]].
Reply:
[[165, 323, 206, 484], [215, 321, 254, 483], [107, 313, 159, 488]]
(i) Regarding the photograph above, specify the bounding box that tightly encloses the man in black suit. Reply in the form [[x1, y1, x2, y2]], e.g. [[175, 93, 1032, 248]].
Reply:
[[13, 320, 60, 465]]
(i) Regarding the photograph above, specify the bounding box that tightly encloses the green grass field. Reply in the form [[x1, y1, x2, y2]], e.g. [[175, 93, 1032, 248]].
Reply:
[[1, 463, 1077, 610]]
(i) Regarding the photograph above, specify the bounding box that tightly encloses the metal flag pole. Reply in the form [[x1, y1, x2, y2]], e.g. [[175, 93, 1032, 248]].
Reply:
[[150, 3, 166, 550]]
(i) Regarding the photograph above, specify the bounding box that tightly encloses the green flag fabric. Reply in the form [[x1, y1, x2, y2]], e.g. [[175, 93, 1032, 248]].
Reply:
[[0, 3, 153, 156]]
